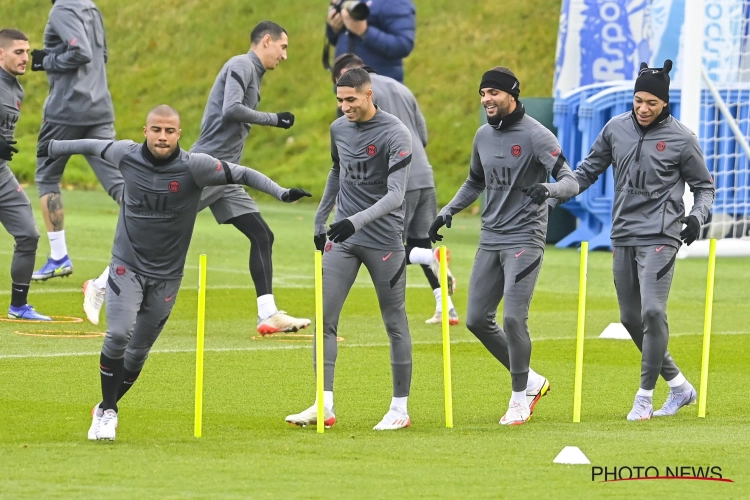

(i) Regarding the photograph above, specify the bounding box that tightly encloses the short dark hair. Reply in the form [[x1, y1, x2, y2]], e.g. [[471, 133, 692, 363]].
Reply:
[[490, 66, 517, 79], [250, 21, 287, 45], [332, 53, 365, 83], [336, 67, 371, 91], [0, 28, 28, 49], [147, 104, 181, 124]]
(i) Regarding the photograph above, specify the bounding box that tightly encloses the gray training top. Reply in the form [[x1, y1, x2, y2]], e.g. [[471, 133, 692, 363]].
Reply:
[[440, 103, 579, 250], [47, 139, 288, 279], [0, 67, 23, 172], [574, 110, 715, 248], [41, 0, 114, 126], [369, 73, 433, 191], [191, 51, 280, 163], [315, 108, 412, 251]]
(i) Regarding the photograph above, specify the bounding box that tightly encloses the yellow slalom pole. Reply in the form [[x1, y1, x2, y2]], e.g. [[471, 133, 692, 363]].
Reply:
[[194, 254, 207, 438], [698, 238, 717, 418], [440, 246, 454, 428], [314, 251, 325, 434], [573, 242, 588, 423]]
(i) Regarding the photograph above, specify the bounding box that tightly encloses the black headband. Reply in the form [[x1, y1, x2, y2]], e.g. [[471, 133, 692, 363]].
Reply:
[[479, 70, 520, 98]]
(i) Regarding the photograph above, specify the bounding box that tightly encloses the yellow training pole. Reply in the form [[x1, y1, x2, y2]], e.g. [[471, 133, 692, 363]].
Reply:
[[440, 246, 454, 428], [315, 251, 325, 433], [573, 242, 588, 423], [698, 238, 717, 418], [194, 254, 207, 438]]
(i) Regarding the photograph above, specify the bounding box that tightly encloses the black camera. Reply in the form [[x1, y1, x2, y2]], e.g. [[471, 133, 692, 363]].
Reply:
[[331, 0, 369, 21]]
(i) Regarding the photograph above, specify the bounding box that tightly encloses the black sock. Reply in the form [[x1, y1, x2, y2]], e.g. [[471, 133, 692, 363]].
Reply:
[[99, 353, 124, 412], [10, 283, 30, 308], [117, 368, 142, 402]]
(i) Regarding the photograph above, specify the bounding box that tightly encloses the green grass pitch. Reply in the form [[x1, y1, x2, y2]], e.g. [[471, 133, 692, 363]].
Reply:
[[1, 189, 749, 498]]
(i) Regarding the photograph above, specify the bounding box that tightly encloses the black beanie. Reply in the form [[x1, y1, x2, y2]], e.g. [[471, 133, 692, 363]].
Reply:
[[634, 59, 672, 103], [479, 69, 520, 98]]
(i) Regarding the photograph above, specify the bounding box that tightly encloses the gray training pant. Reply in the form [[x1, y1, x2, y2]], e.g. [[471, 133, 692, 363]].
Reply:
[[315, 241, 412, 397], [198, 185, 259, 224], [465, 247, 544, 392], [403, 187, 437, 241], [35, 122, 123, 202], [102, 259, 182, 372], [0, 165, 40, 285], [613, 245, 681, 391]]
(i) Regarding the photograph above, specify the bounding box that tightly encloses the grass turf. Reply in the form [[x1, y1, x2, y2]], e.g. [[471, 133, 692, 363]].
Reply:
[[1, 189, 749, 498]]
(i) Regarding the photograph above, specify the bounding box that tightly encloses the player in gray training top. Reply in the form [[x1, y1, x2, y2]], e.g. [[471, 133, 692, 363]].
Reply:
[[430, 67, 579, 426], [40, 105, 310, 441], [0, 29, 51, 321], [285, 68, 414, 431], [31, 0, 124, 282], [331, 53, 459, 326], [570, 60, 714, 421]]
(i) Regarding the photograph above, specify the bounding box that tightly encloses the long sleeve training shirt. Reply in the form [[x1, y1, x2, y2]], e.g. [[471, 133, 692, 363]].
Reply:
[[0, 67, 23, 172]]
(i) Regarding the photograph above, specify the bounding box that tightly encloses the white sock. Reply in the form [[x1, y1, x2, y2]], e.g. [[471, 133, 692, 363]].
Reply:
[[511, 391, 528, 406], [391, 396, 408, 413], [93, 267, 109, 289], [636, 388, 654, 398], [257, 294, 278, 320], [432, 288, 455, 313], [409, 247, 434, 266], [48, 231, 68, 260], [315, 391, 334, 411], [666, 372, 687, 388], [526, 368, 542, 391]]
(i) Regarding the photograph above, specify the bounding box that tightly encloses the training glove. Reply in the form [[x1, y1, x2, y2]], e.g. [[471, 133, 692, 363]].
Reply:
[[314, 233, 327, 252], [275, 112, 295, 129], [679, 215, 700, 246], [282, 188, 311, 202], [327, 219, 355, 243], [37, 140, 51, 158], [0, 137, 18, 161], [428, 214, 452, 243], [521, 184, 550, 205], [31, 49, 48, 71]]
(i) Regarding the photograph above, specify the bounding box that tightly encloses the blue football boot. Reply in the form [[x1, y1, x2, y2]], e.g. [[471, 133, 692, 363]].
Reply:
[[32, 255, 73, 281]]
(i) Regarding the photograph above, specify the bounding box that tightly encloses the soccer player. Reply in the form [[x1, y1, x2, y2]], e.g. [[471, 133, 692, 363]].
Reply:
[[0, 29, 51, 321], [570, 60, 714, 420], [31, 0, 123, 281], [81, 21, 310, 334], [331, 54, 459, 325], [40, 105, 310, 441], [429, 67, 578, 425], [286, 68, 413, 430]]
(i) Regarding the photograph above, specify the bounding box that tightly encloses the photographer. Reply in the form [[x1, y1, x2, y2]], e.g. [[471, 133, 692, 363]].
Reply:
[[325, 0, 415, 83]]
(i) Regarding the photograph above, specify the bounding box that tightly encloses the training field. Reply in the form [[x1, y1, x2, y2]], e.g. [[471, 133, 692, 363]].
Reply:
[[1, 189, 749, 498]]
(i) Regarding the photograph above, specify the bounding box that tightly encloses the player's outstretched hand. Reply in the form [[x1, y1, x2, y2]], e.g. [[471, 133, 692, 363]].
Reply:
[[0, 137, 18, 161], [327, 219, 355, 243], [679, 215, 700, 246], [521, 184, 550, 204], [428, 214, 452, 243], [282, 188, 311, 202], [31, 49, 47, 71], [314, 233, 327, 252], [275, 112, 295, 129]]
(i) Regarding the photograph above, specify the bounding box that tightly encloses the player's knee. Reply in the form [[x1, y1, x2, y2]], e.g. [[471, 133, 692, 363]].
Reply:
[[620, 312, 641, 331], [125, 349, 149, 372], [642, 305, 666, 325], [465, 310, 489, 336], [14, 231, 39, 255], [502, 314, 526, 336], [36, 184, 61, 198], [406, 237, 431, 249], [103, 329, 130, 355]]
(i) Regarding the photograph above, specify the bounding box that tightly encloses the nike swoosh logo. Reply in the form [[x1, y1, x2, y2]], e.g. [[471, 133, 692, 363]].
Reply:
[[13, 288, 24, 293], [165, 296, 174, 302], [515, 249, 526, 258], [382, 252, 393, 261], [399, 151, 409, 157], [655, 245, 665, 252], [282, 120, 290, 124], [54, 265, 68, 273], [216, 165, 222, 171]]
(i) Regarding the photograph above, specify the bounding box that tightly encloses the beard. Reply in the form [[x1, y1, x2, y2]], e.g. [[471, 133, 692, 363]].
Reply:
[[486, 110, 502, 126]]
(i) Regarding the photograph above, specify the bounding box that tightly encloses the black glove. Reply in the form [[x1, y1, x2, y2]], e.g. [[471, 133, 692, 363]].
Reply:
[[428, 214, 452, 243], [281, 188, 311, 202], [327, 219, 355, 243], [275, 112, 295, 129], [314, 233, 327, 252], [0, 137, 18, 162], [679, 215, 700, 246], [31, 49, 48, 71], [37, 140, 51, 158], [521, 184, 550, 205]]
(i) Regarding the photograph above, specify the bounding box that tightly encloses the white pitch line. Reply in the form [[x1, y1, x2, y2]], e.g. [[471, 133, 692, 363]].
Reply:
[[1, 330, 748, 360]]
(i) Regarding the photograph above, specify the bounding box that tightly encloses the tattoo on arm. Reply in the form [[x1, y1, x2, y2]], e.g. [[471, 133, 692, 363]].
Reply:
[[46, 193, 64, 231]]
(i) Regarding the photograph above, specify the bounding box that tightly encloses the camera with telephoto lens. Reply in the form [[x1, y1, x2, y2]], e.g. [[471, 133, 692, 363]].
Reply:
[[331, 0, 369, 21]]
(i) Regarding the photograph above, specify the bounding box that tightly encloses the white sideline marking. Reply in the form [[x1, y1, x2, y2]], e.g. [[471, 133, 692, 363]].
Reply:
[[1, 330, 747, 360]]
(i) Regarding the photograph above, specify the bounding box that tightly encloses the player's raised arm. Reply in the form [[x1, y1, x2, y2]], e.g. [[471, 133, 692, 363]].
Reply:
[[574, 123, 614, 194], [42, 139, 136, 167]]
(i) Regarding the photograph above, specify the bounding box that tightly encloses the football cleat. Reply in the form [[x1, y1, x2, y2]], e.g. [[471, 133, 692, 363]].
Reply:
[[8, 304, 51, 321], [257, 311, 311, 336], [96, 409, 118, 441], [88, 404, 103, 441], [373, 407, 411, 431], [499, 399, 531, 426], [526, 376, 550, 413], [424, 308, 459, 326], [32, 255, 73, 281], [653, 386, 697, 417], [285, 404, 336, 428], [627, 395, 653, 421], [82, 280, 106, 325], [429, 247, 456, 295]]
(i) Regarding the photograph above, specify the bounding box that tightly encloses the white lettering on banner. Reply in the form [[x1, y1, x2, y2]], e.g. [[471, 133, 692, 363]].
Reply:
[[703, 0, 744, 83], [593, 2, 628, 80]]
